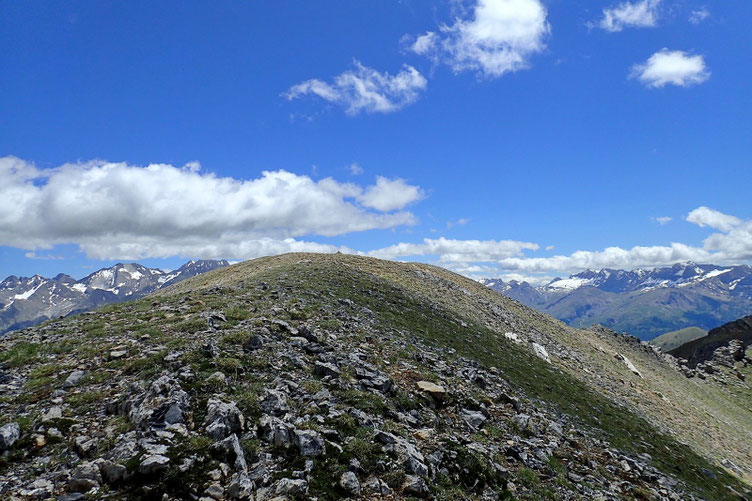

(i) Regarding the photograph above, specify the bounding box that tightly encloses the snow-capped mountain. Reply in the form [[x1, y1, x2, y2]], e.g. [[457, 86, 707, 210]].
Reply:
[[0, 260, 229, 334], [482, 263, 752, 340]]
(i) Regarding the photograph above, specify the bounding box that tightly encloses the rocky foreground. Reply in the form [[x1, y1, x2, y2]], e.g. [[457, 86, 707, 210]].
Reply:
[[0, 254, 750, 500]]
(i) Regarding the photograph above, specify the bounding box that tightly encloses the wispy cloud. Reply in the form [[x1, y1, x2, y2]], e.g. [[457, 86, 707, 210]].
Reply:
[[405, 0, 550, 78], [447, 218, 471, 229], [689, 8, 710, 25], [652, 216, 672, 225], [595, 0, 661, 32], [348, 163, 364, 175], [631, 49, 710, 88], [285, 61, 427, 115], [24, 252, 65, 260]]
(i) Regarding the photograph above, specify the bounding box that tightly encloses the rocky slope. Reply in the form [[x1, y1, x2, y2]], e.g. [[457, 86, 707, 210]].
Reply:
[[0, 260, 230, 335], [482, 263, 752, 340], [669, 315, 752, 368], [0, 253, 750, 500]]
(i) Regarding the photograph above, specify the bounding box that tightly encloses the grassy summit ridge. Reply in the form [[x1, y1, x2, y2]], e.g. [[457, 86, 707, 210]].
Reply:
[[0, 253, 749, 499]]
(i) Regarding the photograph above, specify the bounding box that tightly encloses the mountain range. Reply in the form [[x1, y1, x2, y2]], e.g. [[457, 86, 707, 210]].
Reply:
[[0, 260, 229, 334], [482, 262, 752, 340]]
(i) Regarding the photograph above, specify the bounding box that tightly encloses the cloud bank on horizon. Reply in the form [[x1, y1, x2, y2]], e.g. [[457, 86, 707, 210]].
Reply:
[[2, 156, 751, 282]]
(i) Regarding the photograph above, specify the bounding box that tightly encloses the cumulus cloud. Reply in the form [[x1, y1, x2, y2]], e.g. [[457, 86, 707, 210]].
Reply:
[[686, 206, 741, 232], [0, 156, 422, 260], [631, 49, 710, 88], [596, 0, 661, 32], [406, 0, 550, 78], [285, 61, 427, 115], [652, 216, 672, 225], [357, 176, 424, 212], [689, 8, 710, 24]]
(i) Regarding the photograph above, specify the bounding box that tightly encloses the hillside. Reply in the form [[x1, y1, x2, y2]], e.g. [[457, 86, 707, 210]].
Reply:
[[483, 263, 752, 340], [669, 315, 752, 368], [651, 327, 708, 352], [1, 253, 750, 499]]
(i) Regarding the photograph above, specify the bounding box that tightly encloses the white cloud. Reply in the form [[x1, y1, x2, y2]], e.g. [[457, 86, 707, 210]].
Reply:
[[497, 243, 713, 273], [596, 0, 661, 32], [498, 272, 556, 286], [0, 156, 422, 260], [631, 49, 710, 88], [285, 61, 427, 115], [368, 237, 539, 262], [653, 216, 672, 225], [686, 206, 741, 232], [689, 8, 710, 24], [357, 176, 424, 212], [349, 162, 364, 175], [364, 207, 752, 277], [407, 0, 550, 78]]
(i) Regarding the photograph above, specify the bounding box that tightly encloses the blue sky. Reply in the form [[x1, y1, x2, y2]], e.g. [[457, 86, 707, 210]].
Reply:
[[1, 0, 751, 283]]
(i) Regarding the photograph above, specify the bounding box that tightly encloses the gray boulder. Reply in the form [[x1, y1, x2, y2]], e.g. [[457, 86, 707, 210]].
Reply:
[[260, 389, 290, 416], [63, 370, 86, 389], [126, 375, 190, 429], [258, 415, 293, 447], [339, 471, 360, 496], [212, 433, 248, 471], [275, 478, 308, 496], [0, 422, 21, 450], [69, 461, 102, 493], [139, 454, 170, 475], [293, 429, 326, 456], [204, 398, 245, 439]]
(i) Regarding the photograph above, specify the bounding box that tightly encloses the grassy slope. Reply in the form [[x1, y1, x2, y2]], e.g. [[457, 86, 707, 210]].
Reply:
[[162, 253, 752, 496], [651, 327, 708, 352]]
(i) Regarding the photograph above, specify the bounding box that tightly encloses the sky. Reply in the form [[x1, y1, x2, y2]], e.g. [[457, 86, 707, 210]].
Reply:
[[1, 0, 751, 284]]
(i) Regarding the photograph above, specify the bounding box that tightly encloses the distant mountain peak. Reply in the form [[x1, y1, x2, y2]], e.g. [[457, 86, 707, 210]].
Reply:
[[0, 259, 230, 334]]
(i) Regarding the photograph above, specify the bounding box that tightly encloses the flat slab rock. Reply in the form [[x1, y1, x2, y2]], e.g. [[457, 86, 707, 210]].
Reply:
[[416, 380, 445, 395]]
